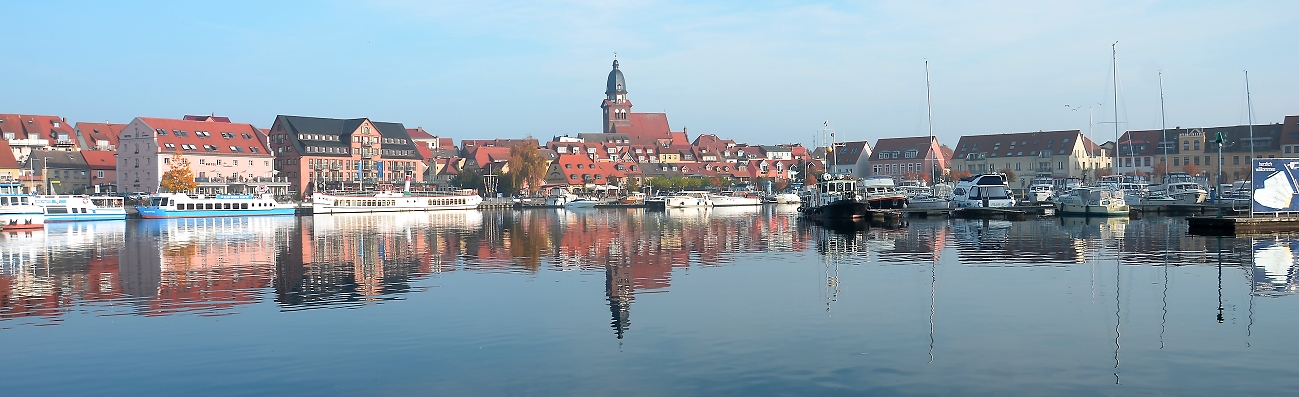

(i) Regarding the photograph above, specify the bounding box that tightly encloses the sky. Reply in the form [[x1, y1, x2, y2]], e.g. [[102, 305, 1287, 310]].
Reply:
[[3, 0, 1296, 148]]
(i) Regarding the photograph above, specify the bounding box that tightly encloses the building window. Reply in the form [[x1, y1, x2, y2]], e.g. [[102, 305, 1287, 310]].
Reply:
[[1193, 156, 1200, 165], [1234, 156, 1240, 164], [1057, 161, 1064, 170], [1194, 141, 1200, 150], [1183, 140, 1189, 150], [97, 171, 104, 178]]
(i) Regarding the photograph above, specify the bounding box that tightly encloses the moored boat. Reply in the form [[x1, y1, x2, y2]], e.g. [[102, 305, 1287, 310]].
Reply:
[[952, 174, 1016, 208], [32, 195, 127, 221], [710, 191, 763, 206], [799, 174, 869, 220], [662, 191, 713, 208], [859, 176, 908, 209], [0, 194, 44, 230], [1056, 186, 1130, 217], [312, 189, 482, 214], [137, 192, 295, 218], [766, 193, 801, 204]]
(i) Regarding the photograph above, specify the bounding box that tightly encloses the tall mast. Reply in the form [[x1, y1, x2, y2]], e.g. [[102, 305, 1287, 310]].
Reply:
[[1246, 71, 1255, 167], [1111, 42, 1121, 176], [925, 60, 935, 182], [1159, 72, 1168, 171]]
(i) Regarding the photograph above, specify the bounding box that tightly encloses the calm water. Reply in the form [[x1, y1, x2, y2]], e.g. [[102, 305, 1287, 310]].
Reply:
[[1, 207, 1296, 396]]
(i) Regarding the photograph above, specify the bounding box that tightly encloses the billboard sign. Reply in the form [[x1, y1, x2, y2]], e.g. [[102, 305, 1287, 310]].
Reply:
[[1252, 158, 1299, 213]]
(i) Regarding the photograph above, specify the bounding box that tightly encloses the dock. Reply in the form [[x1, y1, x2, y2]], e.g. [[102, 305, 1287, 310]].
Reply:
[[479, 198, 517, 209], [1187, 215, 1299, 235]]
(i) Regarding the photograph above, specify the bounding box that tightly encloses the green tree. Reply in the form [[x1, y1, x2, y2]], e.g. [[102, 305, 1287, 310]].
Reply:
[[624, 178, 641, 194], [451, 166, 484, 191], [505, 138, 547, 195], [160, 151, 198, 193]]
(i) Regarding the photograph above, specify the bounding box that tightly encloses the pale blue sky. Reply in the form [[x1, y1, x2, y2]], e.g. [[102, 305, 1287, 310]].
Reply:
[[3, 1, 1296, 147]]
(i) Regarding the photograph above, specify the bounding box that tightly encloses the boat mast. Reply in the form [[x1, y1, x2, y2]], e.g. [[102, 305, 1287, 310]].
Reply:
[[1111, 42, 1121, 178], [1159, 72, 1168, 178], [925, 60, 935, 183], [1246, 71, 1255, 172]]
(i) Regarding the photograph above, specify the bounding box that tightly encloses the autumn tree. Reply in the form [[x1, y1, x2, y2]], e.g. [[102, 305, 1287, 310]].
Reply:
[[160, 151, 198, 193], [505, 138, 547, 196], [1152, 162, 1169, 180], [1181, 163, 1201, 176], [773, 179, 789, 192], [950, 169, 972, 180]]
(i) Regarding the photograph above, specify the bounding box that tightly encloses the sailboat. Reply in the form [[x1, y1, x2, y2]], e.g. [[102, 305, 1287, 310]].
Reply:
[[906, 60, 953, 210]]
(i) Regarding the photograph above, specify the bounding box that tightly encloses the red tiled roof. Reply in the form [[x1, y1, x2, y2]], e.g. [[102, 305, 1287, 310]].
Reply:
[[137, 117, 272, 156], [75, 122, 126, 150], [0, 140, 17, 169], [613, 113, 673, 145], [80, 150, 117, 170], [406, 127, 434, 140], [0, 114, 75, 141], [414, 144, 434, 163], [438, 137, 454, 148]]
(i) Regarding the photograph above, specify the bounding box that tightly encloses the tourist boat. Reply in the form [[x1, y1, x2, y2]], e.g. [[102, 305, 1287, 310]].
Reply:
[[661, 191, 713, 208], [312, 189, 483, 214], [1025, 176, 1055, 203], [1148, 172, 1208, 205], [137, 192, 295, 218], [31, 195, 127, 221], [952, 174, 1016, 208], [859, 176, 908, 209], [766, 193, 801, 204], [799, 173, 869, 220], [1056, 186, 1130, 217], [0, 192, 44, 231], [710, 191, 763, 206]]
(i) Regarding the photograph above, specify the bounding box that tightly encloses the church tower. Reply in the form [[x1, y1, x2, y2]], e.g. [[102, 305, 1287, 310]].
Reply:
[[601, 59, 632, 133]]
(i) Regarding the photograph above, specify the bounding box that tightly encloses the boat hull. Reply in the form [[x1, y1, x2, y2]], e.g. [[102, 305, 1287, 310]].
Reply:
[[312, 193, 483, 213], [44, 211, 128, 222], [801, 199, 870, 220], [1057, 203, 1130, 217], [137, 207, 296, 218]]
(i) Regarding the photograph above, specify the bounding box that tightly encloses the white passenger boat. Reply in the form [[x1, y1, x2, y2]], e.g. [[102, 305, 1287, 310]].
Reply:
[[1056, 186, 1130, 217], [312, 189, 483, 214], [662, 191, 713, 208], [710, 191, 763, 206], [952, 174, 1017, 208], [0, 184, 44, 230], [32, 195, 127, 221], [137, 192, 295, 218]]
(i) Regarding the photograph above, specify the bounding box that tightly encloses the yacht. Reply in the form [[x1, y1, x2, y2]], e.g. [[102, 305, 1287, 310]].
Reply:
[[895, 179, 951, 209], [662, 191, 713, 208], [952, 174, 1016, 208], [32, 195, 127, 221], [859, 176, 908, 209], [766, 193, 802, 204], [710, 191, 763, 207], [1148, 172, 1208, 205], [1056, 186, 1130, 216], [1025, 176, 1055, 203]]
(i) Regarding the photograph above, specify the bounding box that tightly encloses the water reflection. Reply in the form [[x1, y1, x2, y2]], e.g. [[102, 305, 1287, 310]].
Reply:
[[0, 209, 1292, 338]]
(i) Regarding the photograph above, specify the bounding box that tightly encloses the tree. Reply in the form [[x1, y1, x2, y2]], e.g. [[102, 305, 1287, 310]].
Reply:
[[505, 138, 547, 195], [773, 179, 789, 192], [1181, 163, 1201, 176], [1152, 162, 1169, 180], [951, 169, 972, 180], [624, 178, 641, 194], [803, 162, 822, 187], [160, 151, 198, 193], [451, 166, 483, 191]]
